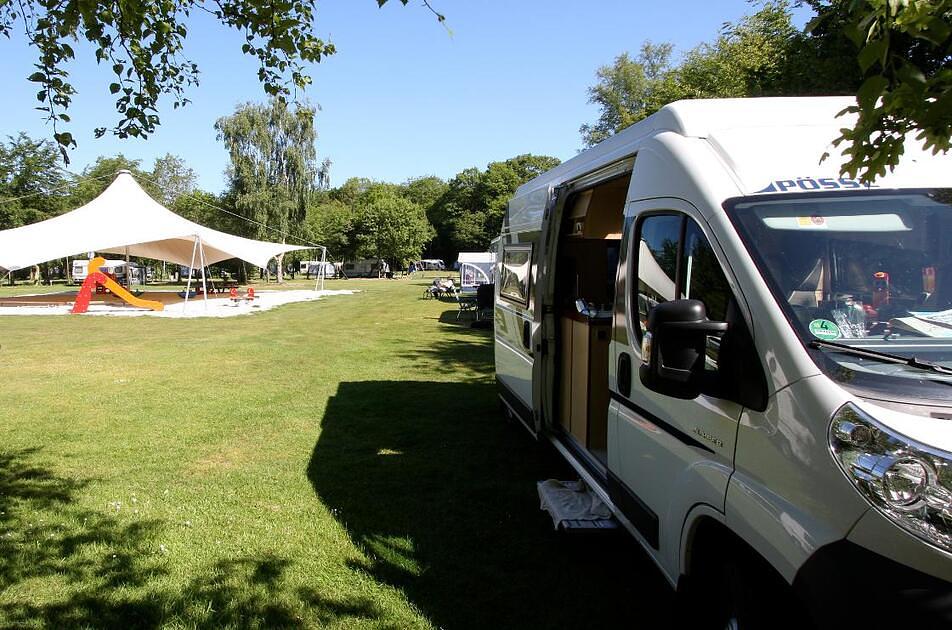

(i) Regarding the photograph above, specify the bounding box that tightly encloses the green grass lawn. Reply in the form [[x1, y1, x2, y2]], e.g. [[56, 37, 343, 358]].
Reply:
[[0, 276, 671, 629]]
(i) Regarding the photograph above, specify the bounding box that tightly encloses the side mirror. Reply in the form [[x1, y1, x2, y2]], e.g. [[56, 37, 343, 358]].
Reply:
[[639, 299, 728, 400]]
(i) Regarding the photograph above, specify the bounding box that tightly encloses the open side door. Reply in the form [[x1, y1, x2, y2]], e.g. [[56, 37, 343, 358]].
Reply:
[[533, 183, 573, 437]]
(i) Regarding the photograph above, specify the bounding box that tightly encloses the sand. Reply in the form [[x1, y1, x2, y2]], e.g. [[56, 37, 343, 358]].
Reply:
[[0, 289, 357, 318]]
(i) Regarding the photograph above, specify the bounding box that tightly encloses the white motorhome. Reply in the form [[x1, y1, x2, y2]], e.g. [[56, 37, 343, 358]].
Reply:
[[495, 97, 952, 627]]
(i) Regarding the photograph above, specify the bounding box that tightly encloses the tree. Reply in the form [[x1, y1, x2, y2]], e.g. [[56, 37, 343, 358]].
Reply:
[[66, 154, 159, 207], [352, 185, 433, 268], [579, 1, 951, 183], [151, 154, 197, 207], [171, 189, 228, 228], [216, 99, 328, 282], [579, 43, 674, 147], [401, 175, 448, 210], [428, 154, 561, 258], [810, 0, 952, 182], [304, 199, 354, 262], [580, 2, 811, 146], [0, 0, 443, 162], [0, 133, 68, 230], [674, 1, 800, 99]]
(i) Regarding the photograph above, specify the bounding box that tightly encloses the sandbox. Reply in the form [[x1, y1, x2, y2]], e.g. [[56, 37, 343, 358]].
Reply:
[[0, 289, 356, 318]]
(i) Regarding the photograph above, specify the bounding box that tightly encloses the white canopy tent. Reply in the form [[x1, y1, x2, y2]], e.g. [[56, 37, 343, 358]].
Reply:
[[0, 170, 309, 271], [0, 171, 321, 301]]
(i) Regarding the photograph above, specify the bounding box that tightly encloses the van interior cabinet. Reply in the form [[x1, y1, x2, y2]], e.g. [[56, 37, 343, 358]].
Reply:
[[558, 313, 610, 460], [554, 174, 628, 465]]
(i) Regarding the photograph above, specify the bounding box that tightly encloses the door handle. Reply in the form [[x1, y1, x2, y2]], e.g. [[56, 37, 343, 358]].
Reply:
[[618, 352, 632, 397], [522, 320, 531, 350]]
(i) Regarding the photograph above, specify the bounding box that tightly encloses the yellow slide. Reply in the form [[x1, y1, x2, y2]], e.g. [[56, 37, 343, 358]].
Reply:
[[88, 257, 164, 311]]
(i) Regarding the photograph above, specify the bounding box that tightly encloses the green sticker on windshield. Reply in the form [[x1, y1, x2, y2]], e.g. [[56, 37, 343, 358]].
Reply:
[[809, 319, 841, 340]]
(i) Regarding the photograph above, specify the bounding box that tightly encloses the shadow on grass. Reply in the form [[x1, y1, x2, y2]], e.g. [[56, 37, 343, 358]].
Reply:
[[308, 381, 674, 630], [392, 311, 494, 379], [0, 449, 384, 628]]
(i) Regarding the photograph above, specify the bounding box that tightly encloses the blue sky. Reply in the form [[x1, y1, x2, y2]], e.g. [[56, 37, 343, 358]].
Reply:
[[1, 1, 812, 193]]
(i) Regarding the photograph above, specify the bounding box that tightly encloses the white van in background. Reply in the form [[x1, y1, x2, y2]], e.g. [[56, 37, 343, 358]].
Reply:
[[495, 97, 952, 628], [71, 258, 129, 284]]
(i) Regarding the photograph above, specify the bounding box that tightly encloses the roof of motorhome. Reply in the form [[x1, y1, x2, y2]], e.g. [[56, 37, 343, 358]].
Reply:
[[515, 97, 859, 198]]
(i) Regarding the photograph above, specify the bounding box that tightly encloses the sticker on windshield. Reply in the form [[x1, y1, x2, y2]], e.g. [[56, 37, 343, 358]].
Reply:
[[797, 215, 826, 228], [809, 319, 842, 340]]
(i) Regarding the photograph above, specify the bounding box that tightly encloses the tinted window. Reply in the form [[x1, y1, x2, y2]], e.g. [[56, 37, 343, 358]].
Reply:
[[636, 215, 681, 332]]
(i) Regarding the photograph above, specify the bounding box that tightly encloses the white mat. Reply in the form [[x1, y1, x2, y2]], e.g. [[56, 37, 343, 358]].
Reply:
[[537, 479, 612, 530]]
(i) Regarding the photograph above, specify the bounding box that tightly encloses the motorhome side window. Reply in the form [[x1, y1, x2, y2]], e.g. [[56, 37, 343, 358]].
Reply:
[[499, 244, 532, 306], [636, 214, 732, 341]]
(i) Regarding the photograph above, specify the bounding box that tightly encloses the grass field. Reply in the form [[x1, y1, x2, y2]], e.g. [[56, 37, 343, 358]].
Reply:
[[0, 276, 672, 629]]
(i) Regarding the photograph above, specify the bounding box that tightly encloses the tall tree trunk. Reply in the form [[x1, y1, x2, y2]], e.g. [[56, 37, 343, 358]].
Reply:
[[276, 252, 285, 283]]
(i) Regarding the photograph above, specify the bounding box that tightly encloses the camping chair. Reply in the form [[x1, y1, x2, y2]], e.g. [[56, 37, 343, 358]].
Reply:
[[454, 287, 479, 320], [437, 278, 456, 299], [475, 283, 494, 321], [229, 287, 240, 305], [245, 287, 256, 302]]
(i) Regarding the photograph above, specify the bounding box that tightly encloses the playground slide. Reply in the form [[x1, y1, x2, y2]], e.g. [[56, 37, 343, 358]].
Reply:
[[71, 257, 164, 313], [99, 275, 164, 310]]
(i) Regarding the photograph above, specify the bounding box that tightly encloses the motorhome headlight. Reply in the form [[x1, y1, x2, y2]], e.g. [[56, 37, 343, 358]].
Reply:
[[830, 403, 952, 553]]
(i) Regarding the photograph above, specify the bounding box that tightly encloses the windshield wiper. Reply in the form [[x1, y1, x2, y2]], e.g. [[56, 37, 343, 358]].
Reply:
[[808, 339, 952, 376]]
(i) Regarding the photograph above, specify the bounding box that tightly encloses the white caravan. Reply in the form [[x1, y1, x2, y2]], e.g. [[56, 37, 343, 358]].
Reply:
[[71, 258, 129, 283], [494, 97, 952, 628], [341, 259, 389, 278]]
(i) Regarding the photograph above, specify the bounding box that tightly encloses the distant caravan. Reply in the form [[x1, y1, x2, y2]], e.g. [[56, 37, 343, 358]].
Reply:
[[339, 259, 390, 278], [494, 97, 952, 628]]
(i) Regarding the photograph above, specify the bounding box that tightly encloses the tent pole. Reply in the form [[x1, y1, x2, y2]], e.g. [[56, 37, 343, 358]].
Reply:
[[320, 246, 326, 292], [184, 236, 198, 311], [314, 247, 326, 292], [198, 236, 208, 310]]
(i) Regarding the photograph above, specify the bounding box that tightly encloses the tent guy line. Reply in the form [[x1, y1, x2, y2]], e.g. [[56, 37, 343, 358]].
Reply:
[[0, 171, 115, 206], [134, 173, 327, 251]]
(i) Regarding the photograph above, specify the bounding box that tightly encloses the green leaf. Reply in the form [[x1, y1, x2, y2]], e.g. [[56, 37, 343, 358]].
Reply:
[[27, 72, 46, 82], [857, 75, 889, 110], [858, 39, 888, 72], [895, 62, 926, 88], [109, 82, 120, 94]]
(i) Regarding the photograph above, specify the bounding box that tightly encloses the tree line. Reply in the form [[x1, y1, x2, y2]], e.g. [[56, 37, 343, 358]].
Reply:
[[579, 0, 952, 182], [0, 111, 560, 282]]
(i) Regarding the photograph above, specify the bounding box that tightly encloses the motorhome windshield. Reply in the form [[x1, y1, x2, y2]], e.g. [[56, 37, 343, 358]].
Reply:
[[728, 190, 952, 399]]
